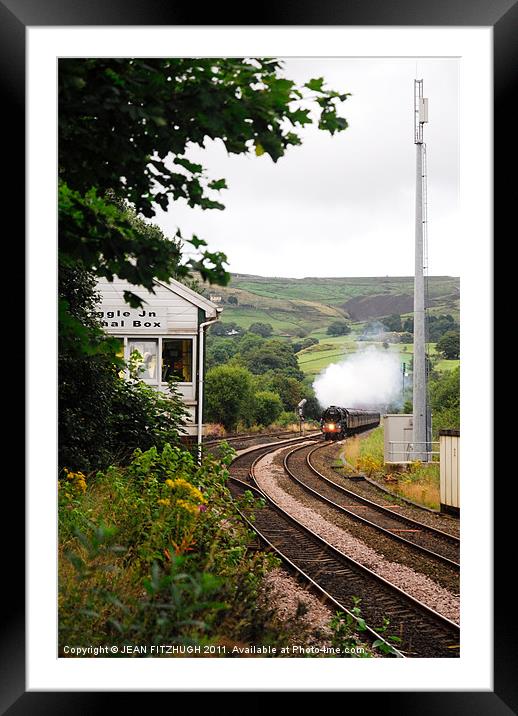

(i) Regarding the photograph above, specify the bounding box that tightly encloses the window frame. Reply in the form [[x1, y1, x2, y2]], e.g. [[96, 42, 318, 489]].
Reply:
[[121, 335, 196, 386]]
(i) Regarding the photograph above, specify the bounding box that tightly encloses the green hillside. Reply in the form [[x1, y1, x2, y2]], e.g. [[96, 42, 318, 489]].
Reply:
[[205, 273, 459, 337]]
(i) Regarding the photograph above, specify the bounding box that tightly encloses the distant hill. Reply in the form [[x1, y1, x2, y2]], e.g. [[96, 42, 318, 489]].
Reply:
[[204, 274, 459, 337]]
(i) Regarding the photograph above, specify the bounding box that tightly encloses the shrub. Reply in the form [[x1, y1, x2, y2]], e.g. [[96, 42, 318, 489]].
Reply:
[[204, 365, 255, 431], [249, 322, 273, 338], [59, 442, 281, 652], [327, 321, 351, 336], [254, 391, 283, 427]]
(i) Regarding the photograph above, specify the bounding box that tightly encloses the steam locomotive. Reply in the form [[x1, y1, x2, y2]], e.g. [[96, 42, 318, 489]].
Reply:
[[320, 405, 380, 440]]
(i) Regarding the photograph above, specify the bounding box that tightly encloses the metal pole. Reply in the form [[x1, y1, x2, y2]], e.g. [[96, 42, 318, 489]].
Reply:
[[197, 316, 219, 464], [412, 80, 428, 461]]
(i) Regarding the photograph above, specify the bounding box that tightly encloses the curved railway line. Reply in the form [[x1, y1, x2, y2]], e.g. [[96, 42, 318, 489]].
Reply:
[[229, 439, 460, 659], [284, 442, 460, 569]]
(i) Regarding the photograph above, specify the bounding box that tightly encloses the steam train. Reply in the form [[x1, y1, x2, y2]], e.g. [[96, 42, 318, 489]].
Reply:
[[320, 405, 380, 440]]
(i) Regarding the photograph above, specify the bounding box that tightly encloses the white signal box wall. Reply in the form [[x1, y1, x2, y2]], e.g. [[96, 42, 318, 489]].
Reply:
[[439, 430, 460, 515], [383, 414, 414, 464]]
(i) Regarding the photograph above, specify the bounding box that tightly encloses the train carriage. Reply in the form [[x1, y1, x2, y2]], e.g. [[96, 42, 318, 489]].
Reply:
[[320, 405, 380, 440]]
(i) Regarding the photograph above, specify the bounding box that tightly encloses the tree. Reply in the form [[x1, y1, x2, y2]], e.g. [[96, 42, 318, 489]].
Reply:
[[301, 383, 322, 420], [428, 314, 459, 342], [227, 295, 239, 305], [240, 340, 304, 379], [383, 314, 402, 332], [292, 336, 318, 353], [302, 337, 319, 349], [327, 321, 351, 336], [249, 322, 273, 338], [262, 373, 305, 411], [429, 367, 460, 435], [402, 317, 414, 333], [436, 331, 460, 360], [236, 332, 264, 355], [204, 365, 254, 431], [209, 321, 244, 337], [206, 339, 240, 369], [58, 58, 350, 461], [59, 58, 350, 324], [254, 391, 283, 426]]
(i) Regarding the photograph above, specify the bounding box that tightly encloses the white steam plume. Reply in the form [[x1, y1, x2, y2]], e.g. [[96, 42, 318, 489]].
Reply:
[[313, 346, 403, 410]]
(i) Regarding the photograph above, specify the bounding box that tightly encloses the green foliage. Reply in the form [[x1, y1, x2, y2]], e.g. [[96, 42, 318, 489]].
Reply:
[[429, 366, 460, 435], [327, 596, 401, 658], [109, 376, 189, 465], [399, 332, 413, 344], [209, 321, 245, 337], [60, 58, 349, 218], [59, 443, 283, 652], [59, 57, 350, 371], [436, 330, 460, 360], [326, 320, 351, 336], [328, 605, 371, 658], [253, 391, 283, 427], [239, 339, 304, 379], [235, 332, 264, 354], [204, 365, 255, 431], [249, 322, 273, 338], [265, 373, 305, 411], [275, 411, 299, 427], [206, 338, 240, 370], [204, 330, 313, 428], [59, 184, 187, 299], [402, 316, 414, 332], [428, 314, 459, 342], [382, 314, 402, 332], [58, 262, 189, 472]]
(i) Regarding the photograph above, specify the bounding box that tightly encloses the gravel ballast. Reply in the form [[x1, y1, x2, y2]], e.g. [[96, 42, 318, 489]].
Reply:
[[254, 447, 460, 624], [311, 443, 460, 538]]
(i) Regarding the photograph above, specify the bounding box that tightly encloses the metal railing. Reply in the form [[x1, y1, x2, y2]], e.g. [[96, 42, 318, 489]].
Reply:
[[386, 440, 439, 463]]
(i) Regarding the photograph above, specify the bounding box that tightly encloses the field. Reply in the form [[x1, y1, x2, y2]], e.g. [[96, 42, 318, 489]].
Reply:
[[338, 427, 441, 510], [207, 274, 459, 337], [204, 273, 460, 377], [297, 337, 459, 378]]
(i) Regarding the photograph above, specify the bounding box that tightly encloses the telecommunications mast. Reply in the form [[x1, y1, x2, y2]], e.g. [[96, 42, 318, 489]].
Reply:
[[412, 80, 432, 461]]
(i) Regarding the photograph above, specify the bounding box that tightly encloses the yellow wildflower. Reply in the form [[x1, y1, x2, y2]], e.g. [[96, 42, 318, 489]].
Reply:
[[176, 499, 199, 515], [158, 498, 171, 507]]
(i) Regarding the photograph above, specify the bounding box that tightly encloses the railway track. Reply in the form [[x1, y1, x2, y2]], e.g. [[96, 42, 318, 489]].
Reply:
[[229, 441, 460, 658], [201, 429, 319, 453], [284, 442, 460, 569]]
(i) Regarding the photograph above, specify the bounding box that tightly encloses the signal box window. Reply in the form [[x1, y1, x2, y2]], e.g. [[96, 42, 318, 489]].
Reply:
[[128, 339, 158, 382], [162, 339, 193, 383]]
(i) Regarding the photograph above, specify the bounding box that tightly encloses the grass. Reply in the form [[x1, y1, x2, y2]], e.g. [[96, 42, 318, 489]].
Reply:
[[297, 338, 459, 378], [229, 274, 459, 307], [337, 426, 441, 510], [210, 274, 460, 337]]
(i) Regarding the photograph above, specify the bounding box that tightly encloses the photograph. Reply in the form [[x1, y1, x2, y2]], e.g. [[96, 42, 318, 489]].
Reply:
[[13, 14, 502, 705], [58, 55, 461, 661]]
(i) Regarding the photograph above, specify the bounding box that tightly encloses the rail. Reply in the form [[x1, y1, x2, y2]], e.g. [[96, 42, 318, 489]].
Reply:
[[386, 440, 439, 463]]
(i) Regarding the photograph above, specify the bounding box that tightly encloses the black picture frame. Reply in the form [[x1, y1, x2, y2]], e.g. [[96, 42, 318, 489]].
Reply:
[[8, 0, 507, 710]]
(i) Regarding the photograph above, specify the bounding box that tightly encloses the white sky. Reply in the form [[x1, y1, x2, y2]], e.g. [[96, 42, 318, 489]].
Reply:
[[152, 57, 459, 279]]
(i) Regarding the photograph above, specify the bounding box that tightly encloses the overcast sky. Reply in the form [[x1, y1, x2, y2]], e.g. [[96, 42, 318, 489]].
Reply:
[[153, 57, 459, 279]]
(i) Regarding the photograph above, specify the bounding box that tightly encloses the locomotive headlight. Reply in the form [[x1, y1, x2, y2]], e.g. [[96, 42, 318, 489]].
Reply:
[[327, 423, 335, 430]]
